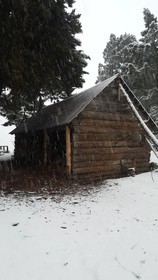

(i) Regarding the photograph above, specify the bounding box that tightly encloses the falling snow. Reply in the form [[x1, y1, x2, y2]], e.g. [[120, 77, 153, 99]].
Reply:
[[0, 168, 158, 280]]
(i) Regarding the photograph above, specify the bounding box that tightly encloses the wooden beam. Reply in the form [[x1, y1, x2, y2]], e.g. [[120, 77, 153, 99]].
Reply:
[[66, 126, 71, 176]]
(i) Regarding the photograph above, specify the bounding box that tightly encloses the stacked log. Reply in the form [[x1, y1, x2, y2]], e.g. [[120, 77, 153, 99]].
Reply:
[[71, 87, 150, 180]]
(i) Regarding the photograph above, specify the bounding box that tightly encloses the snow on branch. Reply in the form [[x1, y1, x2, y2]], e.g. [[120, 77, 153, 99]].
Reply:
[[119, 83, 158, 150]]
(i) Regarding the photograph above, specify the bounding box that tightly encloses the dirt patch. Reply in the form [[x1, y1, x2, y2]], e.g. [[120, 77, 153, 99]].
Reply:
[[0, 166, 103, 196]]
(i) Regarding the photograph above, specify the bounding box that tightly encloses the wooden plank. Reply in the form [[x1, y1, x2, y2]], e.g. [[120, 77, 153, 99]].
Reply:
[[73, 146, 150, 156], [73, 140, 144, 148], [94, 95, 115, 103], [77, 111, 137, 122], [73, 132, 143, 142], [73, 125, 144, 134], [73, 164, 149, 178], [73, 171, 121, 180], [74, 125, 113, 134], [73, 152, 150, 163], [73, 164, 121, 175], [66, 126, 71, 176], [73, 119, 141, 129], [87, 99, 128, 108], [96, 88, 126, 102], [85, 100, 130, 113], [73, 160, 120, 169], [73, 158, 150, 172]]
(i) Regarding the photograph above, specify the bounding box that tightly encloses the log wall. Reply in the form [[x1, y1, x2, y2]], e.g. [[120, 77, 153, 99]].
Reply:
[[71, 85, 151, 180]]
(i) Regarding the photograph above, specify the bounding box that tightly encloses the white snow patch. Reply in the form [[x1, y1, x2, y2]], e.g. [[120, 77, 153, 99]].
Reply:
[[150, 151, 158, 163], [0, 152, 14, 161], [0, 171, 158, 280]]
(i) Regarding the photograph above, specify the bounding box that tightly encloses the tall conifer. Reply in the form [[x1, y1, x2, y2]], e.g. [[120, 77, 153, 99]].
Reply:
[[0, 0, 89, 125]]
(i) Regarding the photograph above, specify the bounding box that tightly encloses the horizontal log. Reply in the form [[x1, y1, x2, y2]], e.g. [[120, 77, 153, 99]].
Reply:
[[73, 151, 150, 163], [73, 161, 150, 176], [128, 159, 150, 165], [96, 91, 127, 103], [73, 165, 150, 179], [73, 164, 149, 179], [73, 119, 140, 129], [73, 160, 121, 169], [95, 92, 118, 102], [73, 140, 144, 149], [87, 99, 129, 108], [73, 125, 144, 134], [73, 132, 145, 143], [86, 100, 130, 113], [73, 147, 150, 156], [73, 164, 121, 175], [73, 158, 150, 170], [78, 111, 137, 122], [73, 173, 122, 181]]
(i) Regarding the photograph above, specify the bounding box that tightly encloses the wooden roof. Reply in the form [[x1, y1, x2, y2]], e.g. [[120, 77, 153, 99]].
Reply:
[[11, 74, 158, 134]]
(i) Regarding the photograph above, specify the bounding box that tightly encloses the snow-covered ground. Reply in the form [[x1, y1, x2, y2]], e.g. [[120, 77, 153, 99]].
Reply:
[[0, 170, 158, 280], [0, 152, 14, 161]]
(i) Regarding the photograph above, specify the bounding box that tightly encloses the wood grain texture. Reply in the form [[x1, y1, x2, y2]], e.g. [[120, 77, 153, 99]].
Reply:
[[71, 83, 151, 179]]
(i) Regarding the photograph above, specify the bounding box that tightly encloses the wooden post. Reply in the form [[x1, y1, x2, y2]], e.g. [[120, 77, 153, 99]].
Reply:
[[66, 126, 71, 176], [43, 130, 47, 166]]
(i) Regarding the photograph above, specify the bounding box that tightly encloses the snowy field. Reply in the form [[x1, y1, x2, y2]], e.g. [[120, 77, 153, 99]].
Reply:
[[0, 169, 158, 280]]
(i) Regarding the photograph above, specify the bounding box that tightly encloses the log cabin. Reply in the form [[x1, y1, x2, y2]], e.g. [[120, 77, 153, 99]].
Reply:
[[11, 74, 158, 180]]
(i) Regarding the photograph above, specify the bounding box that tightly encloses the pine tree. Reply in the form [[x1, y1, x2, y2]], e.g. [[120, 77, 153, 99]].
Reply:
[[0, 0, 90, 125], [138, 9, 158, 119], [140, 9, 158, 85], [96, 33, 137, 82], [97, 8, 158, 124]]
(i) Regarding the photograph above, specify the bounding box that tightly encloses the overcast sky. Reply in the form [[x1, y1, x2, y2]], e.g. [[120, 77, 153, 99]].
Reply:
[[1, 0, 158, 152], [74, 0, 158, 90]]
